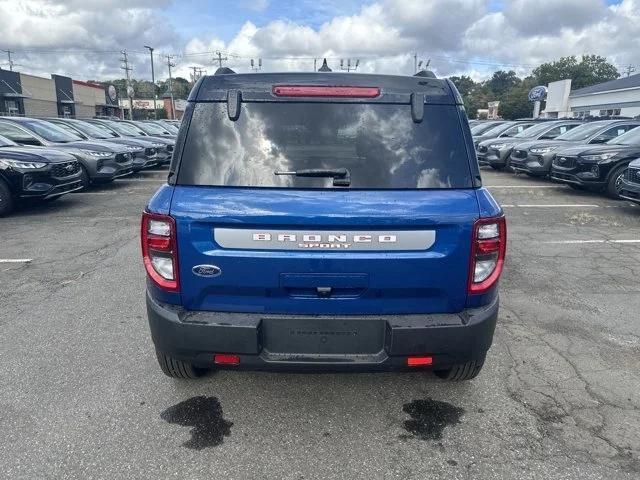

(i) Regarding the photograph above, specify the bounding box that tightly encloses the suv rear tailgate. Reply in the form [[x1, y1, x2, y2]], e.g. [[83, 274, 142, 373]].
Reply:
[[171, 186, 479, 315]]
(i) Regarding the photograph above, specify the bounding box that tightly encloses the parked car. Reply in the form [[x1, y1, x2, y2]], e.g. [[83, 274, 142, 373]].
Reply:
[[127, 120, 176, 138], [550, 126, 640, 198], [85, 119, 175, 165], [0, 134, 82, 216], [151, 120, 180, 134], [510, 120, 640, 177], [619, 158, 640, 204], [43, 118, 162, 171], [0, 117, 134, 188], [143, 71, 506, 380], [477, 120, 582, 170], [473, 121, 535, 149], [470, 120, 506, 136]]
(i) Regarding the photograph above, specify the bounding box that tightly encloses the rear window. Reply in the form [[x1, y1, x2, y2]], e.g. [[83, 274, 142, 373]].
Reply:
[[177, 102, 473, 189]]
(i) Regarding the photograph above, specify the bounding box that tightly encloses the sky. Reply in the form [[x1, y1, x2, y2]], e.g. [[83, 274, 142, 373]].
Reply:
[[0, 0, 637, 87]]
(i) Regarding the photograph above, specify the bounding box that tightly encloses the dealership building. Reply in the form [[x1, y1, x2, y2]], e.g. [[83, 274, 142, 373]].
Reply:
[[541, 73, 640, 118], [0, 68, 121, 118]]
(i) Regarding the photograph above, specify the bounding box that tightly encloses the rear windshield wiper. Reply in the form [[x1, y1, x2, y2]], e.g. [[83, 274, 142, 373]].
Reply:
[[275, 168, 351, 186]]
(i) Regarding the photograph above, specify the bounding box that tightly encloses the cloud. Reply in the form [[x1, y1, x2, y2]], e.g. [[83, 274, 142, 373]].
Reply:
[[1, 0, 639, 84]]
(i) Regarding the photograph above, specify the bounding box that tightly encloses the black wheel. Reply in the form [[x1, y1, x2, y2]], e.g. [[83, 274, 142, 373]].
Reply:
[[490, 165, 503, 170], [434, 359, 485, 381], [606, 165, 627, 199], [0, 179, 14, 216], [568, 183, 584, 191], [78, 165, 91, 190], [155, 350, 206, 379]]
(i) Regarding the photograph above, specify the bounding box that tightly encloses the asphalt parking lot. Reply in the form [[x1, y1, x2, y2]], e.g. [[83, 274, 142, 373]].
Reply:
[[1, 168, 639, 480]]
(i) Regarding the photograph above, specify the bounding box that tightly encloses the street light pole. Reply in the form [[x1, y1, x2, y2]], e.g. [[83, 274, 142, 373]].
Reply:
[[144, 45, 157, 119]]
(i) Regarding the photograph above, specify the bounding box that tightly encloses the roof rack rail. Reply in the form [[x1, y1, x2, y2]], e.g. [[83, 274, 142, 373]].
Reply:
[[414, 70, 436, 78], [214, 67, 236, 75]]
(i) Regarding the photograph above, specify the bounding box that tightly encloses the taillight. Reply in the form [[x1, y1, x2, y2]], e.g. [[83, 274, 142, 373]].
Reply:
[[141, 211, 179, 292], [272, 85, 380, 98], [468, 216, 506, 294]]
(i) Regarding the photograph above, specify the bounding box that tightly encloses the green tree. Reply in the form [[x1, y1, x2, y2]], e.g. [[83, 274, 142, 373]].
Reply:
[[533, 55, 619, 90], [486, 70, 521, 98], [499, 77, 538, 120], [157, 77, 192, 100]]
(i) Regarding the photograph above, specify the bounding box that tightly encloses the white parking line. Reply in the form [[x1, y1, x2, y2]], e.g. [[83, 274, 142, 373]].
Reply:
[[543, 240, 640, 244], [502, 204, 601, 208], [0, 259, 32, 263], [486, 185, 566, 189]]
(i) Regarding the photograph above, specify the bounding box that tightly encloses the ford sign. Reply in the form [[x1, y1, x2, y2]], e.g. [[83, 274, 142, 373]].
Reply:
[[528, 86, 547, 102]]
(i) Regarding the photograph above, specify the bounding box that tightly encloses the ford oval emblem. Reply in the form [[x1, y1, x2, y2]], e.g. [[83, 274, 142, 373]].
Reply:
[[192, 265, 221, 277], [528, 85, 547, 102]]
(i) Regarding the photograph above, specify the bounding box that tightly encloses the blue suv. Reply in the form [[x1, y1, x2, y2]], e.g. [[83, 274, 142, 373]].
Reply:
[[142, 70, 506, 381]]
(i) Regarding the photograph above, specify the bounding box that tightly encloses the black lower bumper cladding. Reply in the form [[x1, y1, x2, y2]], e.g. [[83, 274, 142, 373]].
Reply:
[[146, 291, 499, 371]]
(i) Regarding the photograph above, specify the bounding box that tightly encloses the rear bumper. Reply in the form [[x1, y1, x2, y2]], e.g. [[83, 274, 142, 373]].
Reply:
[[146, 290, 499, 371]]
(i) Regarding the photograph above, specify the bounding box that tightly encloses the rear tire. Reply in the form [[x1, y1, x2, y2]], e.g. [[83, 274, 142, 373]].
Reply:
[[0, 179, 14, 217], [155, 350, 206, 379], [434, 359, 485, 381], [606, 165, 626, 199]]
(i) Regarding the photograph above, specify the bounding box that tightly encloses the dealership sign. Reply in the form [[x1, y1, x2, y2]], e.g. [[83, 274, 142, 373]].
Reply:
[[108, 85, 117, 102], [528, 86, 547, 102]]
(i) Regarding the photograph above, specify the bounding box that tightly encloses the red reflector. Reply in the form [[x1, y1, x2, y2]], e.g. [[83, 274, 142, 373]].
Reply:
[[407, 356, 433, 367], [147, 235, 171, 251], [214, 354, 240, 365], [476, 238, 500, 254], [272, 85, 380, 98]]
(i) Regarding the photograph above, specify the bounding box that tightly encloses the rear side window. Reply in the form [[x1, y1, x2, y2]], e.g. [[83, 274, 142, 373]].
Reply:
[[177, 102, 473, 189]]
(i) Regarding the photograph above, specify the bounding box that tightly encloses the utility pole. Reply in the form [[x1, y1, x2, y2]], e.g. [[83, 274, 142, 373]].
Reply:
[[144, 46, 157, 119], [340, 59, 360, 72], [314, 58, 317, 71], [250, 58, 262, 72], [120, 50, 133, 120], [414, 53, 417, 73], [213, 51, 228, 69], [2, 50, 14, 71], [190, 66, 205, 84], [165, 54, 176, 120], [624, 65, 636, 77]]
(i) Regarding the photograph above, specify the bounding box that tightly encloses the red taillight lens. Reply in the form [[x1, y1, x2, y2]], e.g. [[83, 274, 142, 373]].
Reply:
[[272, 85, 381, 98], [214, 354, 240, 365], [468, 216, 506, 294], [141, 211, 179, 292]]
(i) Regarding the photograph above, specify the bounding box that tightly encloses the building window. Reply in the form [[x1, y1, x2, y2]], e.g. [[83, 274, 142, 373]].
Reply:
[[599, 108, 621, 116]]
